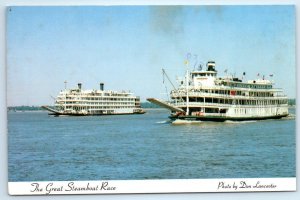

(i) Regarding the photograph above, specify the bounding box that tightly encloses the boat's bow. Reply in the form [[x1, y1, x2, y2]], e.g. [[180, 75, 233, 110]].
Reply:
[[41, 105, 62, 115], [147, 98, 185, 113]]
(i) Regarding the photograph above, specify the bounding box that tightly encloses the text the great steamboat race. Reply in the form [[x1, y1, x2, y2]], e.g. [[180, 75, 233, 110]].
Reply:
[[148, 61, 289, 121]]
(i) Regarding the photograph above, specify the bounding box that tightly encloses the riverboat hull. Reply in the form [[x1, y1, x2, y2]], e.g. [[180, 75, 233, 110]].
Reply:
[[43, 105, 145, 116], [49, 112, 146, 117], [169, 113, 289, 122]]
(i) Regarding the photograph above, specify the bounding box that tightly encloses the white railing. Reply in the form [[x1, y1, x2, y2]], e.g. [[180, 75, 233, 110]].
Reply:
[[171, 92, 287, 100], [173, 102, 288, 108]]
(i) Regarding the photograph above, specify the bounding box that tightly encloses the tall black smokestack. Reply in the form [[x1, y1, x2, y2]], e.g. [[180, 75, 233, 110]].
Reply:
[[100, 83, 104, 91], [78, 83, 82, 90]]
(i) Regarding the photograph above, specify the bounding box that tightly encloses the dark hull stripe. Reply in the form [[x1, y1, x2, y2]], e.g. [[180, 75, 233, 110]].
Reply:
[[169, 114, 289, 122], [49, 112, 145, 116]]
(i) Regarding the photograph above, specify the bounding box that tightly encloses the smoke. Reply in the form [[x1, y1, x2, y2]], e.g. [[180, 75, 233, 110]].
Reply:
[[147, 6, 224, 68], [148, 6, 187, 65], [149, 6, 185, 36]]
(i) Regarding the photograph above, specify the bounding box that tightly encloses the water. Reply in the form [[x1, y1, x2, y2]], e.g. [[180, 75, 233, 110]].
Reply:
[[8, 108, 296, 182]]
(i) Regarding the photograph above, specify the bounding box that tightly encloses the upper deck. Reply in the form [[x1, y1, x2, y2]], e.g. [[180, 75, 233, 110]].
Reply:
[[185, 61, 275, 90], [172, 61, 286, 99], [57, 82, 135, 98]]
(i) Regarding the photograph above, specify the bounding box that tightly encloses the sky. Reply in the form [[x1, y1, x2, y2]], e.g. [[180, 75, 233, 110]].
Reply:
[[6, 5, 295, 106]]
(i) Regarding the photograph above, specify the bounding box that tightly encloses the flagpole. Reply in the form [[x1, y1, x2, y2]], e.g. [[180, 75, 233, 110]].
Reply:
[[185, 54, 191, 116]]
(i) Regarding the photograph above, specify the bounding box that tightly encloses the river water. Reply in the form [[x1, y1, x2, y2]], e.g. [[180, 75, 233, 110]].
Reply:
[[8, 108, 295, 181]]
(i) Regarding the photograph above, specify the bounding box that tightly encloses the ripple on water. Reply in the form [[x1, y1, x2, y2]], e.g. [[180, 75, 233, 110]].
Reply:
[[8, 110, 296, 181]]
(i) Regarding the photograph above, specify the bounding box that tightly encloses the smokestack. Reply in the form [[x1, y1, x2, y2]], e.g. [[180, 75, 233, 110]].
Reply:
[[100, 83, 104, 91], [78, 83, 82, 90]]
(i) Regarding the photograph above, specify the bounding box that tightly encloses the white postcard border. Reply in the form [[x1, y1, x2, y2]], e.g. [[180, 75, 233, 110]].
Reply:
[[8, 178, 296, 195], [3, 1, 298, 199]]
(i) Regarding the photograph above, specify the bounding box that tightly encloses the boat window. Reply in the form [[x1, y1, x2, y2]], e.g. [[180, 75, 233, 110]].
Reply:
[[205, 108, 219, 113], [206, 98, 212, 103], [199, 97, 204, 102]]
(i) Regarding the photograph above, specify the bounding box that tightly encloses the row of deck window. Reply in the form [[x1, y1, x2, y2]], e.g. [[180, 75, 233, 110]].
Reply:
[[59, 102, 135, 105], [61, 97, 136, 101], [222, 82, 272, 89], [188, 106, 285, 115], [175, 97, 288, 105], [64, 92, 131, 97], [173, 89, 282, 97], [65, 106, 134, 110]]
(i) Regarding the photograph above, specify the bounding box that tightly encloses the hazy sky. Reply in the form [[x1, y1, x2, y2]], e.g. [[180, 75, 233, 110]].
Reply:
[[6, 5, 295, 106]]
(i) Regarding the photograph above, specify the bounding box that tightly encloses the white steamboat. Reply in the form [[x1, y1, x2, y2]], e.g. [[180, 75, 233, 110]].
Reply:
[[148, 61, 289, 121], [42, 83, 145, 116]]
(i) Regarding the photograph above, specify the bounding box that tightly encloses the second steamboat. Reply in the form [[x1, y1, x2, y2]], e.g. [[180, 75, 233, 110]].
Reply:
[[148, 60, 289, 122], [42, 82, 145, 116]]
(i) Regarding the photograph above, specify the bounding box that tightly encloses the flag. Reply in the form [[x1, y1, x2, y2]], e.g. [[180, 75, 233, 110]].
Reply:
[[257, 73, 260, 76], [198, 64, 202, 71], [269, 74, 274, 77]]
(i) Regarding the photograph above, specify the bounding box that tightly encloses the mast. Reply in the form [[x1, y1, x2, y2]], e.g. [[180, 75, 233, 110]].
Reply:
[[185, 57, 190, 116], [162, 68, 186, 106], [186, 69, 189, 116], [64, 81, 67, 111], [64, 80, 67, 90], [162, 69, 176, 90]]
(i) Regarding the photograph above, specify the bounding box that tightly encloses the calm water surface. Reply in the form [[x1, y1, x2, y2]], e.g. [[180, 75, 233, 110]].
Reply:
[[8, 108, 295, 181]]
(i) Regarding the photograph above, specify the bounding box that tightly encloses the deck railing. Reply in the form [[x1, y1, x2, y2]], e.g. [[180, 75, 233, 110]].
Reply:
[[173, 102, 288, 108], [171, 91, 287, 99]]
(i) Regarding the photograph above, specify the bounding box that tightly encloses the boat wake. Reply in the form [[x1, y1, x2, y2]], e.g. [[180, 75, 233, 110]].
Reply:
[[156, 120, 170, 124], [224, 120, 257, 124], [282, 114, 296, 120], [172, 119, 202, 125]]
